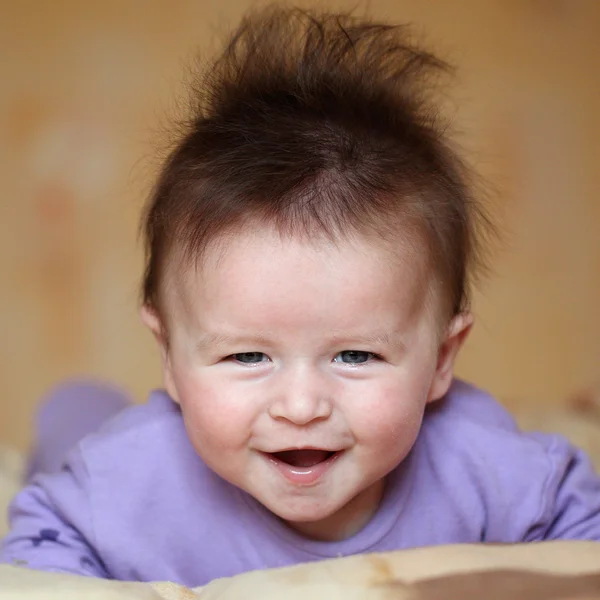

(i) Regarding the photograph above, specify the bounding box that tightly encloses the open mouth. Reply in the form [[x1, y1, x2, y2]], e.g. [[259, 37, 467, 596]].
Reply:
[[270, 449, 338, 468]]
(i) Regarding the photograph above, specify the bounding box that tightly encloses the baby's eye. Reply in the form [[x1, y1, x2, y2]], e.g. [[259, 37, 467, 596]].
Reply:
[[231, 352, 269, 365], [333, 351, 376, 364]]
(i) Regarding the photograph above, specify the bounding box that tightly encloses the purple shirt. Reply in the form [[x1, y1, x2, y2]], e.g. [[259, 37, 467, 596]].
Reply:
[[2, 380, 600, 585]]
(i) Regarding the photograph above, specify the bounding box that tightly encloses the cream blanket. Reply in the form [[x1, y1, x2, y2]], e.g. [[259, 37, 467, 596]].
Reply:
[[0, 542, 599, 599]]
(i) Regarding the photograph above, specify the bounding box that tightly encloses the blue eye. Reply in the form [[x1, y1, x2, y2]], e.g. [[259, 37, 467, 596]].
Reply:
[[232, 352, 268, 364], [334, 351, 375, 364]]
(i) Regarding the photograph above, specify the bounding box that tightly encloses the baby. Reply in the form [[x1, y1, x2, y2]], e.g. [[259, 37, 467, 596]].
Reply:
[[2, 5, 600, 587]]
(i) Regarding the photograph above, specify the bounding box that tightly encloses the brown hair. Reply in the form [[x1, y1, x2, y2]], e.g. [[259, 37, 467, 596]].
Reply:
[[141, 6, 492, 322]]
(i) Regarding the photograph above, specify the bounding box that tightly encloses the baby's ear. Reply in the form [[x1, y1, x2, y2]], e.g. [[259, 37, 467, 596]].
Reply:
[[428, 312, 473, 403], [140, 304, 165, 344], [140, 304, 180, 402]]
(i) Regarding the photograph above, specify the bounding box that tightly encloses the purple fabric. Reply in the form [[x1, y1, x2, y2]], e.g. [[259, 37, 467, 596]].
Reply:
[[24, 380, 131, 481], [2, 379, 600, 586]]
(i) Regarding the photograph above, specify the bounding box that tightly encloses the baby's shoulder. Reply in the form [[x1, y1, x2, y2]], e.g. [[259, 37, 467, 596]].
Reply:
[[64, 389, 224, 514], [92, 389, 182, 436], [421, 379, 557, 465], [414, 380, 600, 542], [429, 379, 518, 431], [75, 389, 193, 471]]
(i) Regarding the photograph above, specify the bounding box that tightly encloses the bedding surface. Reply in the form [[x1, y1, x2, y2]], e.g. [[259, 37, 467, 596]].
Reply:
[[0, 542, 599, 599]]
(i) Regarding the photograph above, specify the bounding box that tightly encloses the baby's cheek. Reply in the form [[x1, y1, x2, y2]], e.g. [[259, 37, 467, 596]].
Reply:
[[354, 385, 426, 446], [178, 379, 255, 451]]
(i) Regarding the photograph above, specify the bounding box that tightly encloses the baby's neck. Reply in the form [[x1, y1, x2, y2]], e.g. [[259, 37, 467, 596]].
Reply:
[[285, 478, 386, 542]]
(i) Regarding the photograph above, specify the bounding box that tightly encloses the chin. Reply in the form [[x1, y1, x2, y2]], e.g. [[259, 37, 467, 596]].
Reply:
[[260, 495, 342, 523]]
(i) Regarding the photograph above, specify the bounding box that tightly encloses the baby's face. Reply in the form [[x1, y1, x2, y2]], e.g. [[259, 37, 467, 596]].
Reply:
[[145, 228, 470, 540]]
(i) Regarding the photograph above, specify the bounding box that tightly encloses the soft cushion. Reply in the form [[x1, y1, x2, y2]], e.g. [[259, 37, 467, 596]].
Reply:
[[0, 542, 599, 599]]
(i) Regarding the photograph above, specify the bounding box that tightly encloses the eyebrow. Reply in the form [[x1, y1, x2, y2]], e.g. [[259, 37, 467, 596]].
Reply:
[[195, 332, 274, 351], [328, 331, 408, 350], [195, 331, 406, 351]]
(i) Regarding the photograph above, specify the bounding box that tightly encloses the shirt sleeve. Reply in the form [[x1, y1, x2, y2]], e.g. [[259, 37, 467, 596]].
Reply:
[[525, 432, 600, 541], [0, 448, 110, 578]]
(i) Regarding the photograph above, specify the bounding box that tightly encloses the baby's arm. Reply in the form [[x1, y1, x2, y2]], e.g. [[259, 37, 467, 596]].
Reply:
[[0, 450, 109, 577], [527, 433, 600, 541]]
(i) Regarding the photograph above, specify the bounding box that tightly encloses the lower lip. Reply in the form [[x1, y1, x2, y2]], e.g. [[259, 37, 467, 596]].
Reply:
[[265, 451, 343, 486]]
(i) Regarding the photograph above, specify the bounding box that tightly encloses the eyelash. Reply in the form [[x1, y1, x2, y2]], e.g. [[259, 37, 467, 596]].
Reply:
[[227, 352, 269, 365], [224, 351, 383, 365], [334, 351, 382, 366]]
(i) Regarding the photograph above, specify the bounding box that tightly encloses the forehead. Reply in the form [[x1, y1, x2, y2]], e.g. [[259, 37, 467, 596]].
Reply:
[[164, 227, 438, 329]]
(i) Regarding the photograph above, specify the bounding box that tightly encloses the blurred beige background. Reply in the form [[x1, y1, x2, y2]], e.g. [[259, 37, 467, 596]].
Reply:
[[0, 0, 599, 452]]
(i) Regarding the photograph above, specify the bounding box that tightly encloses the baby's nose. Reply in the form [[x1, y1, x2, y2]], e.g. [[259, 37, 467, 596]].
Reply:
[[267, 367, 333, 425]]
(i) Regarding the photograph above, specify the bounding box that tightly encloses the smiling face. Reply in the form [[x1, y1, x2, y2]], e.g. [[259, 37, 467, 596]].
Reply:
[[142, 227, 471, 541]]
